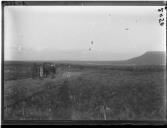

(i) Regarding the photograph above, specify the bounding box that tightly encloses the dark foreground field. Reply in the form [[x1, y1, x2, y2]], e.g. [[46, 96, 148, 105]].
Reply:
[[3, 62, 166, 120]]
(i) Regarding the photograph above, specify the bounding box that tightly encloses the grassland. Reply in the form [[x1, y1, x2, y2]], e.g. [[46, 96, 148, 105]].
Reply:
[[3, 62, 166, 120]]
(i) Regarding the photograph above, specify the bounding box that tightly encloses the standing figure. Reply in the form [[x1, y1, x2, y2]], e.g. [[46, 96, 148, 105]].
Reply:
[[43, 63, 48, 78], [32, 63, 38, 79], [39, 64, 44, 79], [50, 64, 56, 79]]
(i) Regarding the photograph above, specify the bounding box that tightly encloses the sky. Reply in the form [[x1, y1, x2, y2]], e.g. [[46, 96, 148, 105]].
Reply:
[[4, 6, 166, 61]]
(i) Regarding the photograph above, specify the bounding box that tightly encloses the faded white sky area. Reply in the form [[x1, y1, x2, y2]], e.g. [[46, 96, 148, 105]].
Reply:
[[4, 6, 166, 61]]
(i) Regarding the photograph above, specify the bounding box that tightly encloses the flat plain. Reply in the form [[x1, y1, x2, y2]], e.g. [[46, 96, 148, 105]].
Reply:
[[3, 61, 166, 120]]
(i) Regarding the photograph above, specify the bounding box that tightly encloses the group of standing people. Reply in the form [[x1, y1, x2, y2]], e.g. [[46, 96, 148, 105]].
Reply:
[[32, 63, 56, 79]]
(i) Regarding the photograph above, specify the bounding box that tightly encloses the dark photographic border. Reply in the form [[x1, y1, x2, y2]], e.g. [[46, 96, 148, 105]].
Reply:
[[1, 1, 167, 125]]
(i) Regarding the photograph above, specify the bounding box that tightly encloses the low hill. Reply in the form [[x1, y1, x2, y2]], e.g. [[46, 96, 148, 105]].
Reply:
[[126, 51, 166, 65]]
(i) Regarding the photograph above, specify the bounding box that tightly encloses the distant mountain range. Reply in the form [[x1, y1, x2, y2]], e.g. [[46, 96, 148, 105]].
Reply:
[[5, 51, 166, 66], [56, 51, 166, 66]]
